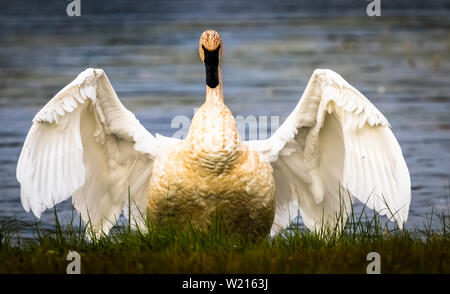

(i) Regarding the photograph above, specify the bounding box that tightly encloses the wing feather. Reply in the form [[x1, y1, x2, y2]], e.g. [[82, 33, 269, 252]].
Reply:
[[246, 69, 411, 234], [16, 68, 162, 235]]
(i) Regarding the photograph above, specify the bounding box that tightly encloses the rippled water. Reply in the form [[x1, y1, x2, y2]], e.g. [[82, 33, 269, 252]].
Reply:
[[0, 0, 449, 238]]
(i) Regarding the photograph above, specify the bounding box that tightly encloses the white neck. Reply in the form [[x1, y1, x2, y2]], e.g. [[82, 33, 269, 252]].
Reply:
[[206, 84, 223, 104]]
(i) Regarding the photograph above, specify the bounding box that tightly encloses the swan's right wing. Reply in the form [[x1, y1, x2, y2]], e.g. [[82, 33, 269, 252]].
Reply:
[[17, 68, 163, 235], [246, 69, 411, 235]]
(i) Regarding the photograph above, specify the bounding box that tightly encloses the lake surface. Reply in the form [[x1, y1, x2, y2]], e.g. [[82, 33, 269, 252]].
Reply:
[[0, 0, 449, 238]]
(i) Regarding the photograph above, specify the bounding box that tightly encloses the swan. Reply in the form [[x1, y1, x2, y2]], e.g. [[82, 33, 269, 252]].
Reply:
[[16, 30, 411, 237]]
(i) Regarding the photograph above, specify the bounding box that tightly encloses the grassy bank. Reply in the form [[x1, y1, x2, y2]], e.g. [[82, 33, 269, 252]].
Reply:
[[0, 207, 448, 274]]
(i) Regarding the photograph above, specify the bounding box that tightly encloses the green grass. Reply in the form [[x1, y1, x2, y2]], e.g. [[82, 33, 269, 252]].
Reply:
[[0, 203, 449, 274]]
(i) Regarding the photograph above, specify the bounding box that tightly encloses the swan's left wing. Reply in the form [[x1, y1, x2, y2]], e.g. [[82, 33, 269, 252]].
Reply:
[[246, 69, 411, 235], [16, 68, 167, 235]]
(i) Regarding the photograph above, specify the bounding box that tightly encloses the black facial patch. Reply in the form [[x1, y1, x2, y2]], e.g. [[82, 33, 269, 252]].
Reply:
[[203, 45, 220, 88]]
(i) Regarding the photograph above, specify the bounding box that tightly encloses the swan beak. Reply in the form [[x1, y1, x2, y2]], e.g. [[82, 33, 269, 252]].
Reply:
[[203, 45, 220, 88], [199, 30, 223, 88]]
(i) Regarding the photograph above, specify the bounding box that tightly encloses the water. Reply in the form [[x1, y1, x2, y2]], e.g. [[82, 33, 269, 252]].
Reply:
[[0, 0, 449, 238]]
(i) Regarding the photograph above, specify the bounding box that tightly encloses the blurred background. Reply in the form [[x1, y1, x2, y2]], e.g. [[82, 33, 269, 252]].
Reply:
[[0, 0, 449, 238]]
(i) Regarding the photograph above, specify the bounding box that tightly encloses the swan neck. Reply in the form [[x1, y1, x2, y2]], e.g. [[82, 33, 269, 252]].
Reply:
[[206, 81, 223, 103]]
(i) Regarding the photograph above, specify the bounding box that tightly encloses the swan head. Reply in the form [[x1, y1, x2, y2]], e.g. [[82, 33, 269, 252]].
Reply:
[[199, 30, 223, 88]]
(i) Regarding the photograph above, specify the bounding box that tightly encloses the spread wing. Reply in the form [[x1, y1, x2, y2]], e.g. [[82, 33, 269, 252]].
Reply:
[[246, 69, 411, 234], [16, 68, 166, 235]]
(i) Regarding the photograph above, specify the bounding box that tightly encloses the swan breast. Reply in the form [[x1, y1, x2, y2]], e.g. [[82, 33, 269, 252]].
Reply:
[[147, 121, 276, 236]]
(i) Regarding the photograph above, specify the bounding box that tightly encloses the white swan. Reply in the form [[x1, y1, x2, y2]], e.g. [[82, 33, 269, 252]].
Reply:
[[16, 30, 411, 237]]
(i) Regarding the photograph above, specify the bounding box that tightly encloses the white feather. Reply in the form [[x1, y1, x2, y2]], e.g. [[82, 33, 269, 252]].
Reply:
[[16, 68, 175, 235], [246, 69, 411, 234]]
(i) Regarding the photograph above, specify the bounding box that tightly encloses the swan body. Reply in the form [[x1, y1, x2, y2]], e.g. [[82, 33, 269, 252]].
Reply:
[[16, 30, 411, 237], [148, 90, 275, 236]]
